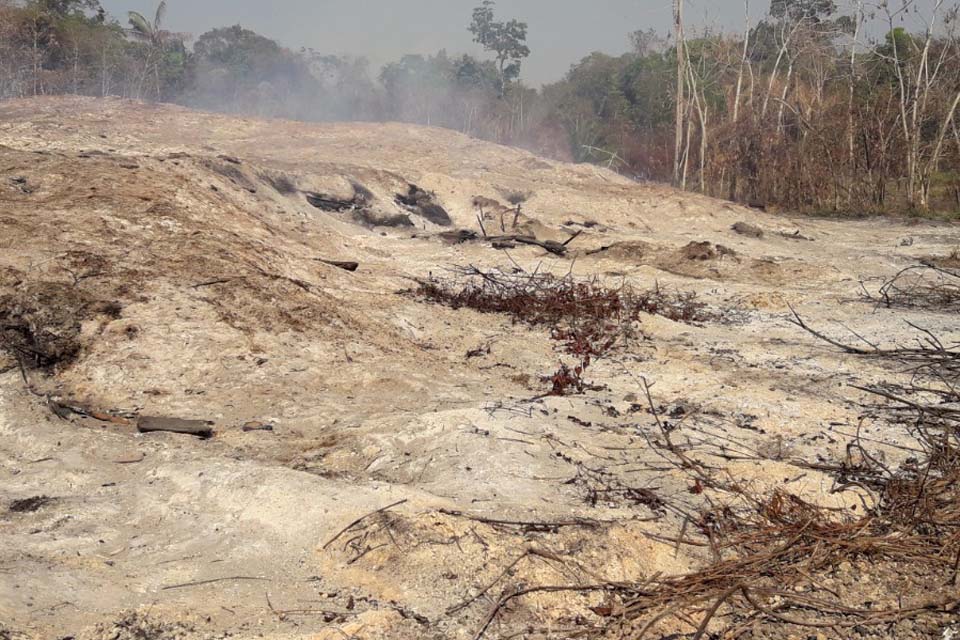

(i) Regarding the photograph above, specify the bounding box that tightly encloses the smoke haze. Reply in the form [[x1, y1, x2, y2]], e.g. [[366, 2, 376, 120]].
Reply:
[[100, 0, 738, 86]]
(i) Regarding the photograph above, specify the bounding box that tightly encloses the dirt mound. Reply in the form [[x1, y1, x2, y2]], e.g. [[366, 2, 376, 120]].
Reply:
[[678, 240, 736, 261], [732, 221, 765, 238], [585, 239, 827, 286]]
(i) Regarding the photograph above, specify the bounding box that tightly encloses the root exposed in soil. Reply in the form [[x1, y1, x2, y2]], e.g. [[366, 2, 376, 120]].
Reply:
[[0, 282, 121, 370]]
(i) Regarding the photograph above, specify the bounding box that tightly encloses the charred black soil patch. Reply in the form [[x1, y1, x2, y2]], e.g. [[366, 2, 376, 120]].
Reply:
[[395, 183, 452, 226], [202, 158, 258, 193], [352, 209, 413, 228], [8, 495, 54, 513], [304, 181, 414, 227], [305, 181, 374, 212], [305, 191, 362, 212], [260, 170, 298, 195]]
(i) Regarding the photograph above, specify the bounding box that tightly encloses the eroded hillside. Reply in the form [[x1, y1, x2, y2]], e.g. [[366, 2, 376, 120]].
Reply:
[[1, 97, 958, 640]]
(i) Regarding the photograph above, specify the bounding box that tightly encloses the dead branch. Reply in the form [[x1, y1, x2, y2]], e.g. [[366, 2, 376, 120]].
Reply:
[[161, 576, 270, 590], [438, 508, 604, 532], [866, 264, 960, 313], [322, 499, 408, 551]]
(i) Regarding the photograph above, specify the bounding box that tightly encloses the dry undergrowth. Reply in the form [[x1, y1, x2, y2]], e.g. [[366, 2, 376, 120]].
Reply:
[[580, 317, 960, 640], [413, 266, 709, 395], [412, 268, 960, 639], [862, 264, 960, 313]]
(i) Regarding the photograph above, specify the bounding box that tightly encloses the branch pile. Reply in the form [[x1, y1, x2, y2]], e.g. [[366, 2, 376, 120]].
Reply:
[[413, 266, 709, 395], [465, 313, 960, 639], [582, 312, 959, 639], [864, 264, 960, 313]]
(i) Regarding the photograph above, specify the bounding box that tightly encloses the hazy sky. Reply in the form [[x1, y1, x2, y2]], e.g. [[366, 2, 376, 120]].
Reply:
[[98, 1, 939, 85], [95, 0, 745, 84]]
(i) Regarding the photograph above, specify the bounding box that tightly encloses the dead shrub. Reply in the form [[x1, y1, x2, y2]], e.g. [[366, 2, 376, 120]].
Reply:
[[588, 315, 960, 640], [1, 283, 90, 369], [470, 316, 960, 639], [413, 266, 709, 395], [864, 264, 960, 313]]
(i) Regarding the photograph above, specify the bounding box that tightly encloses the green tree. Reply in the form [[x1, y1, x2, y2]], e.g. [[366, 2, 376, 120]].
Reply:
[[35, 0, 104, 20], [127, 1, 169, 98], [194, 25, 286, 75], [191, 25, 320, 117], [452, 53, 497, 90], [468, 0, 529, 97]]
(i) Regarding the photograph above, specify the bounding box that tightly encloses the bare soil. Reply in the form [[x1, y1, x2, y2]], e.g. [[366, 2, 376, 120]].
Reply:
[[0, 97, 958, 639]]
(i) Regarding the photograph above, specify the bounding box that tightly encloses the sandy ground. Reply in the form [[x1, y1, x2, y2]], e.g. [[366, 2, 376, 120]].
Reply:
[[0, 96, 958, 639]]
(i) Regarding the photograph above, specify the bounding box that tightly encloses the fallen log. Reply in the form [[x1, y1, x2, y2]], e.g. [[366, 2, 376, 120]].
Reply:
[[137, 416, 214, 438], [318, 260, 359, 272], [242, 421, 275, 432], [490, 235, 571, 256], [47, 399, 133, 425], [304, 192, 358, 212], [433, 229, 582, 256], [437, 229, 479, 244], [513, 236, 567, 255]]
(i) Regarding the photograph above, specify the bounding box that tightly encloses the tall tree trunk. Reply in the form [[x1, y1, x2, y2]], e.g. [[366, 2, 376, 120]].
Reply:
[[73, 42, 79, 94], [776, 58, 794, 134], [32, 21, 39, 97], [847, 1, 863, 168], [762, 20, 801, 119], [732, 0, 750, 124], [154, 46, 161, 100], [846, 1, 863, 207], [673, 0, 686, 187], [685, 55, 708, 193], [921, 88, 960, 208]]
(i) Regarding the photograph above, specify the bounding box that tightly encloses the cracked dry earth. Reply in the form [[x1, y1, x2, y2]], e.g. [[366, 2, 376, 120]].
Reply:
[[0, 96, 958, 640]]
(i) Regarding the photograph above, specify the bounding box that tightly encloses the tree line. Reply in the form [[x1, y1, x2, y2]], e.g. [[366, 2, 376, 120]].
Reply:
[[1, 0, 958, 216]]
